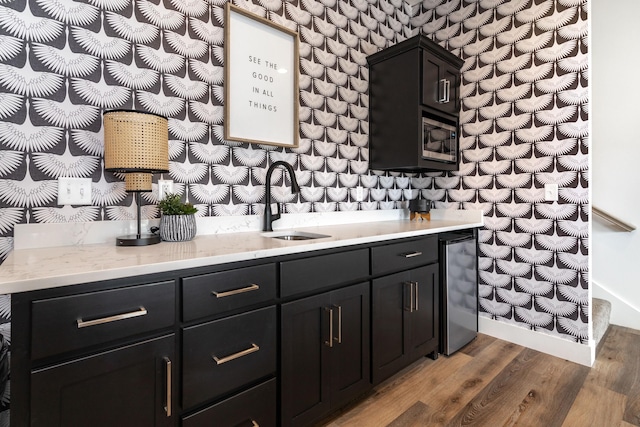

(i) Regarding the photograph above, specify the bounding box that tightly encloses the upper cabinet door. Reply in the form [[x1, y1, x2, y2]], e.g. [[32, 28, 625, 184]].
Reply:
[[422, 53, 461, 116]]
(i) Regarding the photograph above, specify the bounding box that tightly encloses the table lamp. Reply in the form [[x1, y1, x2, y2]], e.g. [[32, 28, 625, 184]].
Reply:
[[103, 110, 169, 246]]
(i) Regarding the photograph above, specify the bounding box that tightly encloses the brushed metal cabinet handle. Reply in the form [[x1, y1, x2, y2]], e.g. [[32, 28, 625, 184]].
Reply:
[[404, 282, 413, 312], [212, 343, 260, 365], [439, 78, 446, 102], [444, 79, 450, 103], [439, 78, 450, 103], [334, 305, 342, 344], [77, 307, 147, 328], [164, 357, 172, 417], [402, 251, 423, 258], [212, 283, 260, 298], [414, 282, 419, 311], [325, 307, 334, 348]]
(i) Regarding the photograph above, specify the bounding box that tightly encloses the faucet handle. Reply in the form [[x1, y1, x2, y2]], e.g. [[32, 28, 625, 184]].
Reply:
[[271, 202, 281, 222]]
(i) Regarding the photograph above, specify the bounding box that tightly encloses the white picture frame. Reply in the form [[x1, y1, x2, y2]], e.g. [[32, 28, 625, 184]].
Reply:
[[224, 3, 300, 148]]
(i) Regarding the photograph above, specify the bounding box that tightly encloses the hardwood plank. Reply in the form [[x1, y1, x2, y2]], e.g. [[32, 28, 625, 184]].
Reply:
[[624, 393, 640, 426], [593, 326, 640, 395], [386, 401, 430, 427], [561, 383, 626, 427], [457, 333, 497, 358], [326, 352, 471, 426], [449, 348, 560, 426], [590, 326, 640, 425], [396, 338, 524, 426], [500, 353, 590, 427], [324, 326, 640, 427]]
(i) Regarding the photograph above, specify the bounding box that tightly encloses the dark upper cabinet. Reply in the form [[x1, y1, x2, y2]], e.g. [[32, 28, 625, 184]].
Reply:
[[367, 34, 464, 172], [422, 53, 462, 116]]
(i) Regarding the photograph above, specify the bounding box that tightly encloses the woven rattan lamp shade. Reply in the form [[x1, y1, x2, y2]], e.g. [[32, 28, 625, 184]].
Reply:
[[103, 110, 169, 192]]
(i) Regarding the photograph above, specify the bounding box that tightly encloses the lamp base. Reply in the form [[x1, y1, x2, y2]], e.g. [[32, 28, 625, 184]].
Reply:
[[116, 234, 161, 246]]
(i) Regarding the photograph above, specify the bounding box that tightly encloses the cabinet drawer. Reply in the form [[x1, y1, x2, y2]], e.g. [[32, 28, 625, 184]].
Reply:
[[182, 306, 277, 410], [182, 264, 276, 322], [183, 378, 276, 427], [280, 248, 369, 298], [371, 236, 437, 276], [31, 281, 175, 360]]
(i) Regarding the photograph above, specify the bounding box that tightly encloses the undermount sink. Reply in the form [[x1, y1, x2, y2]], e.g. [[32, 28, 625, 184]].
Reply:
[[262, 231, 331, 241]]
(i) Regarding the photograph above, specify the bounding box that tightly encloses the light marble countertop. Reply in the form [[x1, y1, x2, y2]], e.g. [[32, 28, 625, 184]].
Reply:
[[0, 210, 483, 294]]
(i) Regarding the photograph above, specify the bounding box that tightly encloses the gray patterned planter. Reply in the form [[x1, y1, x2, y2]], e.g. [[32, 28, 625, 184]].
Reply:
[[159, 214, 196, 242]]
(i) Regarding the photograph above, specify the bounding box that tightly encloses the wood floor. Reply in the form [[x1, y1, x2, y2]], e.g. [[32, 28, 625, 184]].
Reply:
[[320, 325, 640, 427]]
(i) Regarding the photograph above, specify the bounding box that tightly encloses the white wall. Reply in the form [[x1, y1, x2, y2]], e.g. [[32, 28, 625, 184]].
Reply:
[[592, 0, 640, 330]]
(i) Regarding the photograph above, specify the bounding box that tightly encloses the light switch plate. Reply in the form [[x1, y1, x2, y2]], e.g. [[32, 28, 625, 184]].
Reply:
[[58, 177, 92, 205], [544, 183, 558, 202]]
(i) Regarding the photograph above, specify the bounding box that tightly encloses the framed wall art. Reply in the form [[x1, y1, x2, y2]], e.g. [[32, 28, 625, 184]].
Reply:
[[224, 3, 300, 148]]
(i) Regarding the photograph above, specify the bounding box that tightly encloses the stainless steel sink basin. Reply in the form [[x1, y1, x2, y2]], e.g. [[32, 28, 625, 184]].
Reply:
[[262, 231, 331, 241]]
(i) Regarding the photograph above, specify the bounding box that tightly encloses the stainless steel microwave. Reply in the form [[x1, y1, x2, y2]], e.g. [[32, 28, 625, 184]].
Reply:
[[422, 116, 457, 163]]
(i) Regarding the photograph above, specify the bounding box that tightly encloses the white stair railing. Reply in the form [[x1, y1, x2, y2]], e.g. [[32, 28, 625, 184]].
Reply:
[[593, 206, 636, 232]]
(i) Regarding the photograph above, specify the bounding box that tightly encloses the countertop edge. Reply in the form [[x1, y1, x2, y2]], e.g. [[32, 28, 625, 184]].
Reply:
[[1, 218, 483, 294]]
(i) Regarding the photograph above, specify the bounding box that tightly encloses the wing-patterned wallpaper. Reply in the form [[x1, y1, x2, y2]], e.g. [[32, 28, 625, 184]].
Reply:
[[0, 0, 588, 343], [415, 0, 589, 343]]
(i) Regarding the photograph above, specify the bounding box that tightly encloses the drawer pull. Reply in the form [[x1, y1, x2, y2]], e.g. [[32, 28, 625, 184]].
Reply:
[[76, 307, 147, 328], [164, 357, 172, 417], [402, 251, 423, 258], [212, 284, 260, 298], [212, 343, 260, 365]]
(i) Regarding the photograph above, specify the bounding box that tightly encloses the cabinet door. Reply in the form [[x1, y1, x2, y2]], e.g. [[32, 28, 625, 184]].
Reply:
[[329, 282, 371, 410], [422, 54, 460, 116], [31, 334, 175, 427], [281, 293, 331, 427], [371, 270, 411, 385], [408, 264, 439, 360]]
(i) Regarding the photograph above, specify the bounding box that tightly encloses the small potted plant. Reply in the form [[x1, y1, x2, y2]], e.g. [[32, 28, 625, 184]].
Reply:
[[158, 193, 198, 242]]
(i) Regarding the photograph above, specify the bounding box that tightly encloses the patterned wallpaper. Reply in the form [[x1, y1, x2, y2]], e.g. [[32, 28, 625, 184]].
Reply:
[[0, 0, 588, 343]]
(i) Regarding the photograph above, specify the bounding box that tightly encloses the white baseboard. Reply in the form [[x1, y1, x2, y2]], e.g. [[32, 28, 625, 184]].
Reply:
[[478, 317, 595, 367]]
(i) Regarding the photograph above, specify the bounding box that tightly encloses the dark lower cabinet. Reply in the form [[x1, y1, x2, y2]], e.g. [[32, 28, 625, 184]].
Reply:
[[281, 282, 370, 427], [30, 334, 175, 427], [372, 264, 439, 384]]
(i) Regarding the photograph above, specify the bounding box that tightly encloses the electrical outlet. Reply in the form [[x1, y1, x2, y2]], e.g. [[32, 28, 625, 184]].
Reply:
[[355, 186, 365, 202], [158, 179, 174, 200], [57, 177, 92, 205], [544, 183, 558, 202]]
